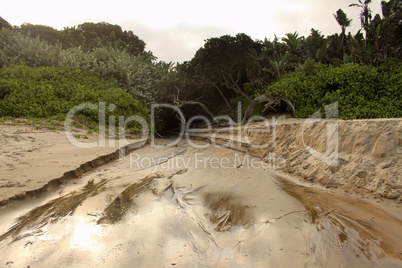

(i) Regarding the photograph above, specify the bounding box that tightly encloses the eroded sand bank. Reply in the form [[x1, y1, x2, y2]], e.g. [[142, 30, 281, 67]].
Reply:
[[191, 118, 402, 200]]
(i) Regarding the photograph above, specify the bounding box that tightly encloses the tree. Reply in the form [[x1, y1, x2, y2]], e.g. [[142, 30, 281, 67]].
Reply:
[[259, 36, 289, 82], [187, 33, 263, 105], [0, 29, 59, 67], [378, 0, 402, 60], [349, 30, 371, 63], [0, 17, 12, 30], [350, 0, 373, 47], [18, 23, 73, 48], [350, 0, 402, 64], [333, 9, 352, 57], [326, 34, 343, 63], [282, 32, 304, 58], [73, 22, 145, 55], [268, 53, 290, 79], [305, 29, 326, 62]]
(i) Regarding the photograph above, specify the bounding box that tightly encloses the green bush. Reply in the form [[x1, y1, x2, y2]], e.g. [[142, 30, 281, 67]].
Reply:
[[0, 29, 166, 105], [264, 60, 402, 119], [0, 28, 59, 67], [0, 65, 149, 128]]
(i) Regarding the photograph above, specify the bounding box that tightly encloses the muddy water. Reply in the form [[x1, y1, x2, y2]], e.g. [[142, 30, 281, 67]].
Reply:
[[0, 141, 401, 267]]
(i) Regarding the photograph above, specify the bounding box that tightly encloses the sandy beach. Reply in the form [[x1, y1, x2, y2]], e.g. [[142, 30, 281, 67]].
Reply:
[[0, 119, 401, 267]]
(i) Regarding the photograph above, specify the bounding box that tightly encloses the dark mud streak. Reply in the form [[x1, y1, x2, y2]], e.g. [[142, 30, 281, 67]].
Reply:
[[203, 192, 254, 232], [97, 174, 160, 224], [97, 169, 187, 224], [0, 179, 109, 243], [275, 175, 402, 260], [0, 140, 147, 207]]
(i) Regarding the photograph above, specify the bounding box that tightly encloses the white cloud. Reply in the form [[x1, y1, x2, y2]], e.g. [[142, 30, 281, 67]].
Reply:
[[275, 0, 382, 37], [117, 21, 236, 63]]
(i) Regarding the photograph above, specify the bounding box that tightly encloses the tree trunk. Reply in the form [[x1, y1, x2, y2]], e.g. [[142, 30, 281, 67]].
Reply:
[[212, 83, 233, 111], [221, 70, 253, 103]]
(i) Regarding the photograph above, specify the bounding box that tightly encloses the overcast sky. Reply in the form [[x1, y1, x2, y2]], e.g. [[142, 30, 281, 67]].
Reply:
[[2, 0, 383, 63]]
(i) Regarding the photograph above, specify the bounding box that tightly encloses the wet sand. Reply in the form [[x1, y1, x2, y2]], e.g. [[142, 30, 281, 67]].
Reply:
[[0, 140, 401, 267]]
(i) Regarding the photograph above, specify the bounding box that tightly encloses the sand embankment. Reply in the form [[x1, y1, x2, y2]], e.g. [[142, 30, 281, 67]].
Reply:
[[191, 118, 401, 201]]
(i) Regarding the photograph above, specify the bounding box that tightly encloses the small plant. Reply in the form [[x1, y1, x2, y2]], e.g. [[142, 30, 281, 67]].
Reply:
[[72, 121, 84, 129]]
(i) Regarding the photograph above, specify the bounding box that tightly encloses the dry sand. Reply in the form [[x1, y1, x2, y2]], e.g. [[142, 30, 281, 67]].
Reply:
[[0, 124, 138, 202], [0, 119, 401, 267]]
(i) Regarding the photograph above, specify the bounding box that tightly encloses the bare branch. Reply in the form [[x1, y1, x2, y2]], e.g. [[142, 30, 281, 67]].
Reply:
[[242, 95, 296, 124], [178, 101, 215, 119]]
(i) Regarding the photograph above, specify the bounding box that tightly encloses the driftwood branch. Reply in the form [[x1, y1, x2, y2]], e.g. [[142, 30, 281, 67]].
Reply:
[[274, 210, 307, 220], [242, 95, 296, 124], [323, 209, 337, 216]]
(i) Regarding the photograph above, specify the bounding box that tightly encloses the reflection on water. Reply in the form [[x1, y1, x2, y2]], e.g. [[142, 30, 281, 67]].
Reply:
[[0, 162, 400, 266], [0, 179, 108, 243], [70, 216, 102, 249]]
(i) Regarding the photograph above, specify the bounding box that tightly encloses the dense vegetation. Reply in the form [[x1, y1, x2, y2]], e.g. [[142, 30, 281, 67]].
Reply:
[[0, 0, 401, 130], [0, 65, 148, 128], [264, 59, 402, 119], [174, 0, 402, 120]]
